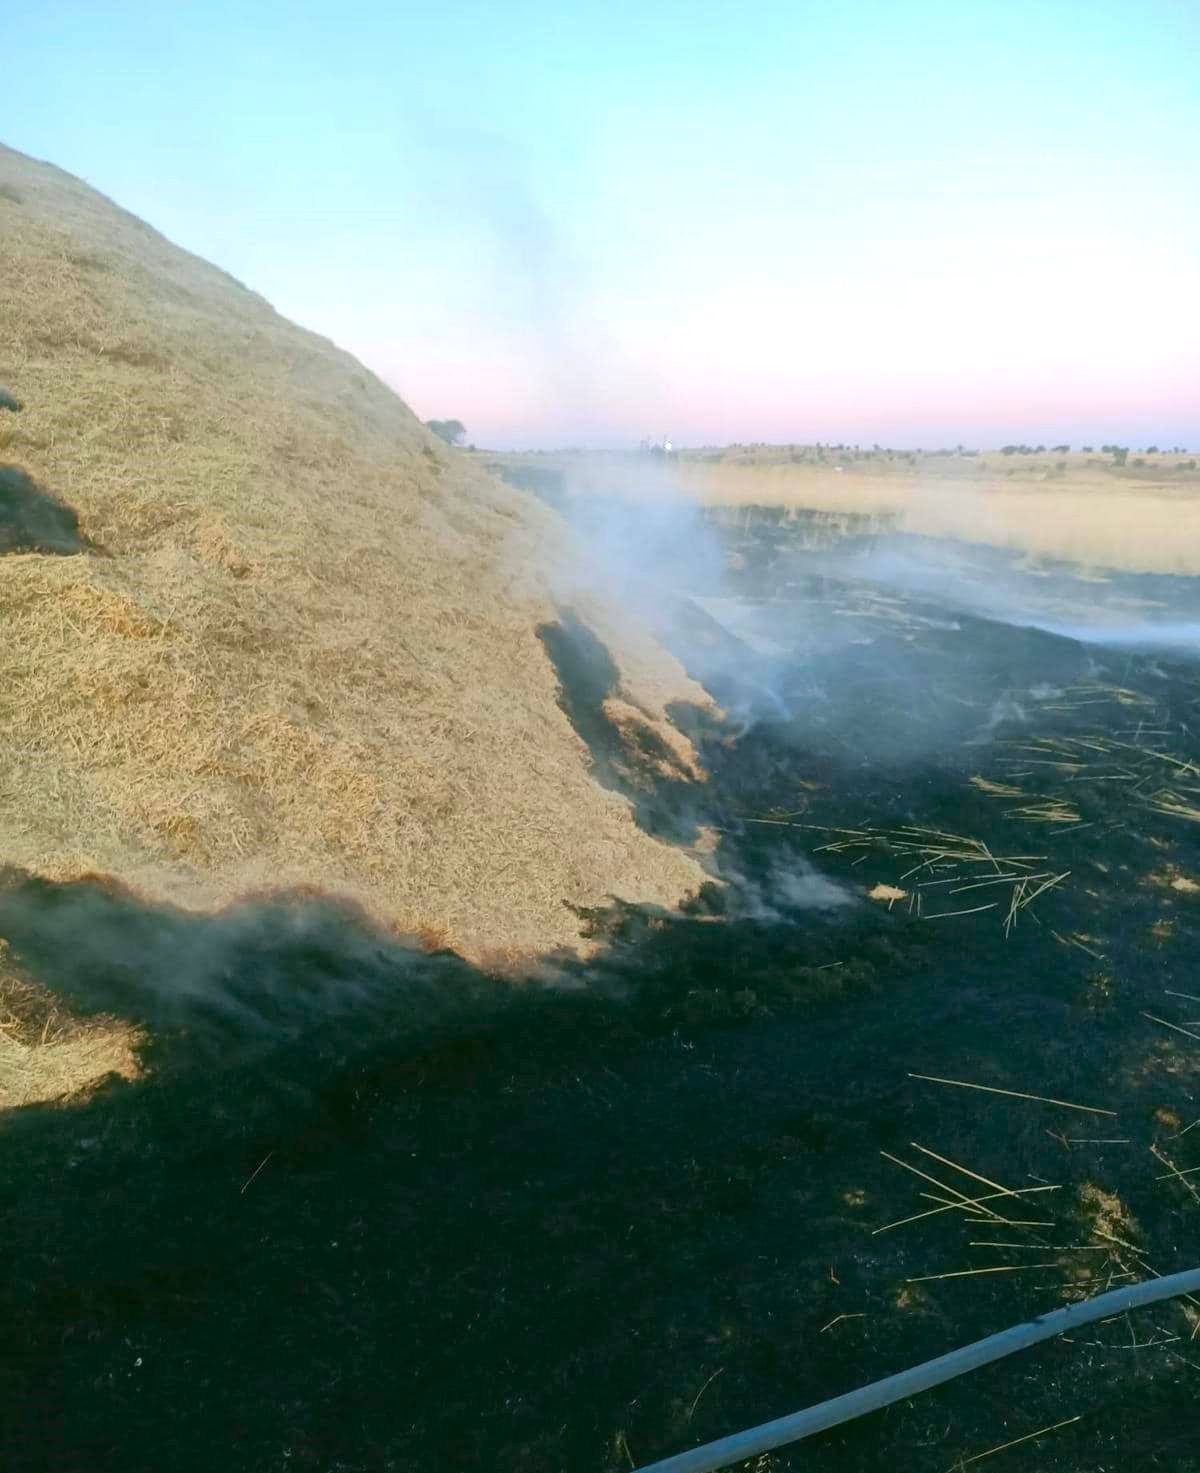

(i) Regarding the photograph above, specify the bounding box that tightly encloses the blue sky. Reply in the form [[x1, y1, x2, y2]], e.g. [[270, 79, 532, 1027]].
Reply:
[[6, 0, 1199, 447]]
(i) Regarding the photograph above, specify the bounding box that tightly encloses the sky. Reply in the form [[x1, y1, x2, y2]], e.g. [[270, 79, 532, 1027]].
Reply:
[[5, 0, 1199, 449]]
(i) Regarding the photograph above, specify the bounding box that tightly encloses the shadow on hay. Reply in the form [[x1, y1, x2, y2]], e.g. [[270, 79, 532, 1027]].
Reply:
[[0, 465, 91, 555]]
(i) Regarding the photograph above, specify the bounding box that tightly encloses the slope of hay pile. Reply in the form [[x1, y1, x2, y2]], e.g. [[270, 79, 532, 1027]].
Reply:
[[0, 142, 707, 985]]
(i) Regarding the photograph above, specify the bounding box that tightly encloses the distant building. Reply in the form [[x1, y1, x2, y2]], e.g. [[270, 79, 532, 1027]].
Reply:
[[639, 434, 675, 458]]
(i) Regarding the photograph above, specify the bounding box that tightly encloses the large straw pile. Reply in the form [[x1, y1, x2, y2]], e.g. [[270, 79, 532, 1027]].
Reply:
[[0, 142, 708, 1003]]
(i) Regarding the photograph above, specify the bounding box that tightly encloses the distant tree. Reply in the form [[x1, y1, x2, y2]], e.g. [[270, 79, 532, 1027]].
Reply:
[[1051, 444, 1070, 454], [1111, 446, 1129, 466], [1132, 456, 1146, 468], [1082, 445, 1094, 453], [1146, 445, 1160, 455], [425, 418, 466, 446]]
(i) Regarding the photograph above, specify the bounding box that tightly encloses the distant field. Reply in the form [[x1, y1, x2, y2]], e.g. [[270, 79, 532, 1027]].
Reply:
[[487, 449, 1200, 575]]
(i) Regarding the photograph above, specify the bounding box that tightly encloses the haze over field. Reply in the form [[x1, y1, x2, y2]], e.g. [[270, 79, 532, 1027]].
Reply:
[[498, 446, 1200, 573], [7, 0, 1199, 450]]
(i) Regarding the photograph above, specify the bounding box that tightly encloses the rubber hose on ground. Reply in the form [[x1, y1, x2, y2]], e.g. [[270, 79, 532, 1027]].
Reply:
[[633, 1267, 1200, 1473]]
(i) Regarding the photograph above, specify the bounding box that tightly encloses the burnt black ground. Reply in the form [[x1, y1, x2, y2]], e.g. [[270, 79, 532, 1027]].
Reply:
[[0, 464, 89, 555], [2, 506, 1199, 1472]]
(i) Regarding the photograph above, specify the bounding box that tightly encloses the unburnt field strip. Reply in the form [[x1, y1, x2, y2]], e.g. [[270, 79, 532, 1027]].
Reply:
[[3, 516, 1200, 1472]]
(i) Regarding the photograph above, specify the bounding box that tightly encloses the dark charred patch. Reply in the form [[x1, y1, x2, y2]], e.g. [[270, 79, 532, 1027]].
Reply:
[[482, 456, 570, 512], [0, 465, 90, 555], [537, 609, 703, 842]]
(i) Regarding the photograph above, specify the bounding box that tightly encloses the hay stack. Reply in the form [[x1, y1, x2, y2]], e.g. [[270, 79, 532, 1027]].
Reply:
[[0, 142, 707, 1004]]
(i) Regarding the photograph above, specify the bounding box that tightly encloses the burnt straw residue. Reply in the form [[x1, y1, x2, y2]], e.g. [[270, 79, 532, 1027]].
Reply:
[[0, 464, 90, 555], [537, 609, 709, 844], [3, 515, 1200, 1472]]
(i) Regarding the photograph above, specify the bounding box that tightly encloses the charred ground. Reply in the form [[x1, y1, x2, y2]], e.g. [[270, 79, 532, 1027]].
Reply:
[[2, 507, 1199, 1472], [0, 465, 91, 556]]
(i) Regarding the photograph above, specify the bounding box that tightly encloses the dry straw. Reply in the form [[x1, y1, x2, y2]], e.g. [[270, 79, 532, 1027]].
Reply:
[[0, 145, 711, 1097]]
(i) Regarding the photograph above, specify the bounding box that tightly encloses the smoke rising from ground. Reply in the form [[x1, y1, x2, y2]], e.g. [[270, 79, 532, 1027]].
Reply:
[[517, 456, 1200, 807], [721, 858, 856, 921], [8, 457, 1195, 1065], [0, 875, 498, 1067], [813, 532, 1200, 656], [534, 453, 727, 620]]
